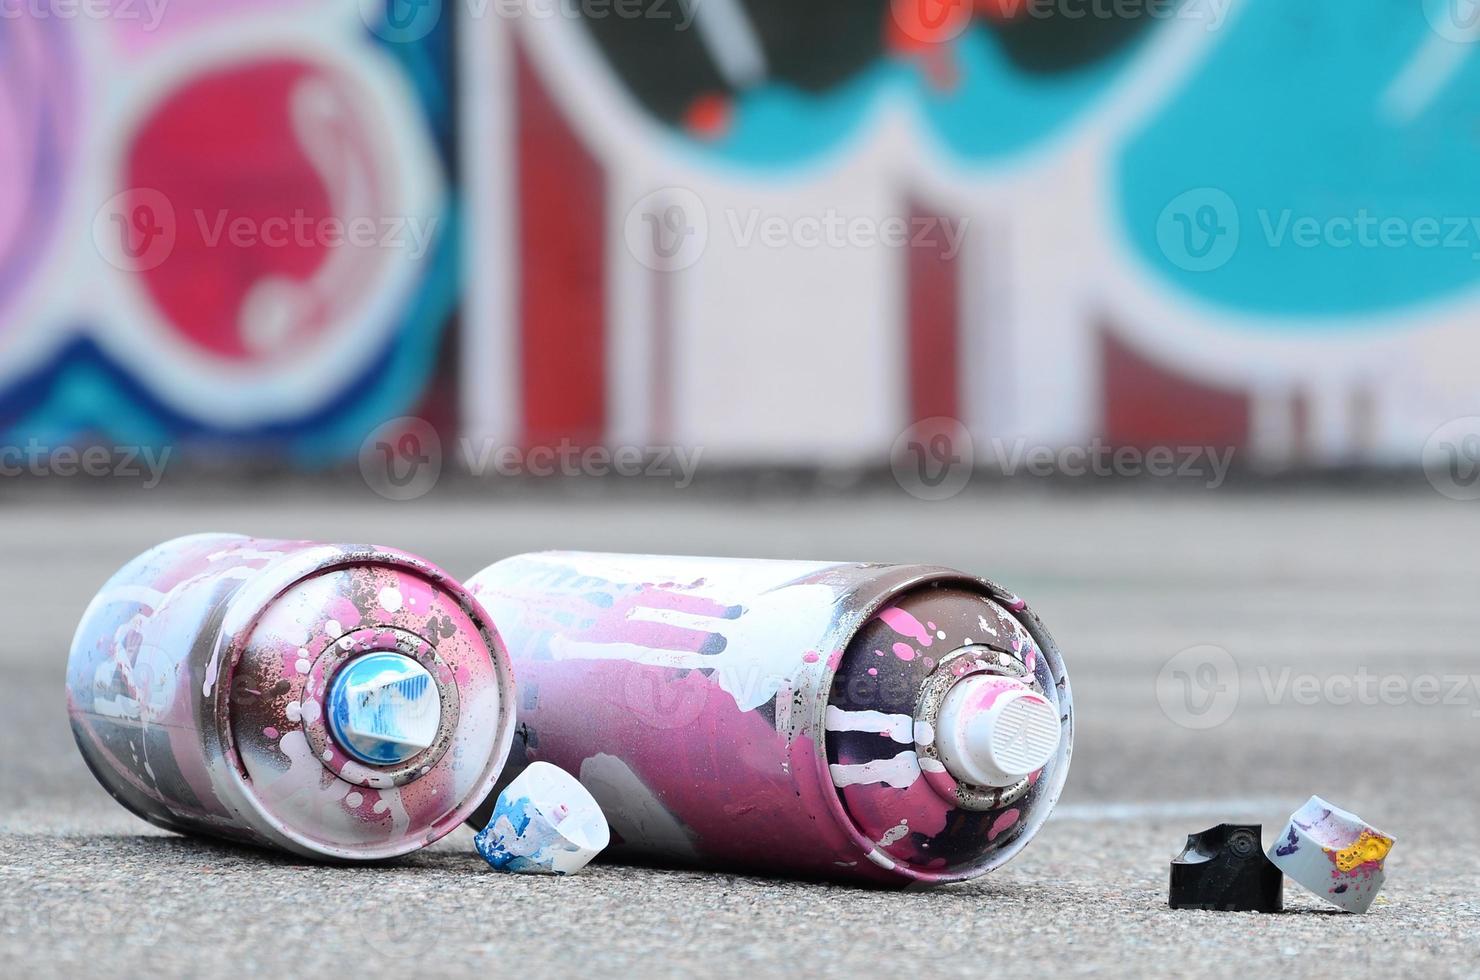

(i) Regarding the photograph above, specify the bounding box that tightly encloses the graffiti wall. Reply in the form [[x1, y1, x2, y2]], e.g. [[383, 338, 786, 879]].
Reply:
[[462, 0, 1480, 468], [0, 0, 455, 464], [3, 1, 1478, 469]]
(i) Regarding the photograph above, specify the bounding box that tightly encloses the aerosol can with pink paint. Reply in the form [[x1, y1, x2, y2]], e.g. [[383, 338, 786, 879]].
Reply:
[[67, 534, 516, 861], [466, 553, 1072, 885]]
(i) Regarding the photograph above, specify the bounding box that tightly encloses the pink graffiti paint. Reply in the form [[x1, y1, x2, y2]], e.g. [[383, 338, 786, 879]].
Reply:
[[67, 534, 516, 860], [0, 12, 77, 325], [964, 677, 1030, 712], [988, 809, 1022, 842], [467, 553, 1073, 885]]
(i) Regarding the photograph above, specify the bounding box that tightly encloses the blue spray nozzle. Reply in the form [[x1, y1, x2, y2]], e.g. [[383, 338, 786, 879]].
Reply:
[[327, 653, 441, 766]]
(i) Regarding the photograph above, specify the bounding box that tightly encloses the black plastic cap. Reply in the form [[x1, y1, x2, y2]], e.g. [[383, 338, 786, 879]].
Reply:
[[1169, 823, 1284, 913]]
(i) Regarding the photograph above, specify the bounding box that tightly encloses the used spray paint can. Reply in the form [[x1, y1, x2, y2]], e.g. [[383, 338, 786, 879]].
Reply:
[[67, 534, 516, 861], [466, 553, 1072, 885]]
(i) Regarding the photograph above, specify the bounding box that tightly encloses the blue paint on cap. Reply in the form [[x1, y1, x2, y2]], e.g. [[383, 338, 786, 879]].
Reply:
[[327, 653, 441, 766]]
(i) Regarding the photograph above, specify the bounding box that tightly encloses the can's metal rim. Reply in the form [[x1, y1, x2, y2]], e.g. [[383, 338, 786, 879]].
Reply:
[[807, 566, 1074, 886], [205, 544, 518, 861]]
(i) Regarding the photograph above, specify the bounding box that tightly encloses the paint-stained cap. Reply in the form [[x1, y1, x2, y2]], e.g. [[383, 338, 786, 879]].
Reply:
[[327, 652, 442, 766], [1267, 796, 1394, 913], [475, 762, 610, 876]]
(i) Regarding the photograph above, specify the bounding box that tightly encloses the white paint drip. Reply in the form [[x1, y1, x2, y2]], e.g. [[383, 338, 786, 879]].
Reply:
[[824, 706, 914, 743], [829, 751, 921, 789], [876, 820, 911, 846], [579, 754, 701, 860], [206, 547, 286, 564], [548, 581, 837, 712]]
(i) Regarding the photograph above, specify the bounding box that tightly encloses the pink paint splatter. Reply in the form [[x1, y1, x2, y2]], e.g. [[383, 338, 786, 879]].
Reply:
[[263, 726, 279, 740], [988, 808, 1021, 842], [868, 667, 879, 676], [1015, 637, 1038, 673], [877, 607, 933, 647], [966, 678, 1026, 712], [803, 651, 820, 664], [892, 642, 917, 662]]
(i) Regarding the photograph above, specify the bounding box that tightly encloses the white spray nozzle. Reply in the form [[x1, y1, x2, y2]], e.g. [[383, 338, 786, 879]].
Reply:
[[935, 675, 1060, 789]]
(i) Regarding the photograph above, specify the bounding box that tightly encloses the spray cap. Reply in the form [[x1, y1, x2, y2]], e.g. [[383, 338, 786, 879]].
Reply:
[[935, 675, 1060, 789], [475, 762, 611, 875], [327, 652, 442, 766], [1267, 796, 1394, 914]]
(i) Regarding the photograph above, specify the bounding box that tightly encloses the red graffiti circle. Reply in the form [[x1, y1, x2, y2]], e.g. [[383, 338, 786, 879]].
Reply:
[[122, 58, 387, 362]]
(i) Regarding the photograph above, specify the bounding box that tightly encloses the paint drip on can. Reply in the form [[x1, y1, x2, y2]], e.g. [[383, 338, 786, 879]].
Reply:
[[465, 552, 1072, 885], [67, 534, 516, 860]]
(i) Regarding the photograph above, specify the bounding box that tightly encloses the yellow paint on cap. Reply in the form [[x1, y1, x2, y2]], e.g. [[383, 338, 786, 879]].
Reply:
[[1331, 830, 1394, 873]]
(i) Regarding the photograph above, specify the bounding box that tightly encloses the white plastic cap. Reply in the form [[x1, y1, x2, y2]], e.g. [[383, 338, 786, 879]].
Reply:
[[475, 762, 611, 875], [935, 675, 1060, 789], [1266, 795, 1394, 914], [327, 653, 441, 766]]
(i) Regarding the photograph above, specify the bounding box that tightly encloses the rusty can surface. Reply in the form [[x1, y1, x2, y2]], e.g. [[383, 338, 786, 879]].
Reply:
[[466, 552, 1072, 885], [67, 534, 517, 861]]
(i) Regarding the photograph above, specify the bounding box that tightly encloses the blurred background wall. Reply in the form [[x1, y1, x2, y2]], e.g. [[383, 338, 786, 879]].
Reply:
[[3, 0, 1478, 470]]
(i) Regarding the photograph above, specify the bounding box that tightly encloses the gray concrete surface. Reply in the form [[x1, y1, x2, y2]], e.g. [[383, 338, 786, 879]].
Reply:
[[2, 486, 1477, 978]]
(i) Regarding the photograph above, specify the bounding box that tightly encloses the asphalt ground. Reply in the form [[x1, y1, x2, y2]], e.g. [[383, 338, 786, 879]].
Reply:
[[2, 484, 1477, 978]]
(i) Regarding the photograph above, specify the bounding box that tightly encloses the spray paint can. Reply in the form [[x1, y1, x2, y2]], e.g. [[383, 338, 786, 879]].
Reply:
[[67, 534, 516, 861], [466, 552, 1072, 885]]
